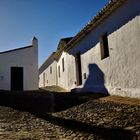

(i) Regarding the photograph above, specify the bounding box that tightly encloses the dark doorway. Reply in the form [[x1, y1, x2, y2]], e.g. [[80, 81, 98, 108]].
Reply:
[[11, 67, 23, 91], [75, 52, 82, 86]]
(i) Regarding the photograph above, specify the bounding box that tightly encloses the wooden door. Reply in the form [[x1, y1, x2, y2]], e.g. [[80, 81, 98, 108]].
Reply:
[[75, 52, 82, 86]]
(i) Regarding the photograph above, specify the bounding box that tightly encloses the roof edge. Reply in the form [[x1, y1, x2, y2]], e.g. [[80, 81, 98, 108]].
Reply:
[[39, 52, 56, 74], [64, 0, 127, 52], [0, 45, 33, 55]]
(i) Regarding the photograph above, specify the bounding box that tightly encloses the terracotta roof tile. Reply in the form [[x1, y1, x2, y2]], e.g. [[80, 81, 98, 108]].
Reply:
[[65, 0, 127, 51]]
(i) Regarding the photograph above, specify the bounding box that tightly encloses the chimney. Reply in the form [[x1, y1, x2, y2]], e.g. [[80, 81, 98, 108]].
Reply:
[[32, 36, 38, 48]]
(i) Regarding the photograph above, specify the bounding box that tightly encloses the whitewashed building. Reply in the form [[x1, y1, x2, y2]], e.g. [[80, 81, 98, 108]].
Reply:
[[39, 52, 57, 87], [0, 37, 38, 91], [55, 37, 73, 90], [39, 37, 72, 88], [64, 0, 140, 98], [39, 0, 140, 98]]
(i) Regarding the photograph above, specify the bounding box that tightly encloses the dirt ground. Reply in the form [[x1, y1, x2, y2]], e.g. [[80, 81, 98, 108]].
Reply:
[[0, 88, 139, 140]]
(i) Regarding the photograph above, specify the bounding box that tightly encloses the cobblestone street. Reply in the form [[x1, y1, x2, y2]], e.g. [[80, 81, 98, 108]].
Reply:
[[0, 90, 140, 140]]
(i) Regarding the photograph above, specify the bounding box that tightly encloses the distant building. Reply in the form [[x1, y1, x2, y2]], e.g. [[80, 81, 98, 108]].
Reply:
[[39, 52, 57, 87], [39, 0, 140, 98], [39, 37, 72, 88], [55, 37, 73, 90], [0, 37, 38, 91]]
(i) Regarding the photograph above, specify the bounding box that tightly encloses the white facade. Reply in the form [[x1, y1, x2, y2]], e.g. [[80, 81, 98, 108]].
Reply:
[[39, 0, 140, 98], [65, 0, 140, 98], [57, 52, 68, 90], [39, 53, 57, 88], [39, 38, 72, 89], [0, 37, 38, 91]]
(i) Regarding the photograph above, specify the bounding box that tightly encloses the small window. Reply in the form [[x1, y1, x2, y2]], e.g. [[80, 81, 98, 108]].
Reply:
[[46, 74, 47, 84], [50, 66, 52, 74], [62, 58, 64, 72], [84, 73, 86, 79], [100, 33, 109, 59], [58, 65, 60, 78]]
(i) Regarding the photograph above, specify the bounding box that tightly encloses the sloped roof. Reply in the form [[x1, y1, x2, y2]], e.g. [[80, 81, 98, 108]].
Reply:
[[61, 37, 73, 43], [39, 37, 73, 74], [65, 0, 127, 51], [0, 45, 33, 55], [55, 37, 73, 60], [39, 52, 56, 74]]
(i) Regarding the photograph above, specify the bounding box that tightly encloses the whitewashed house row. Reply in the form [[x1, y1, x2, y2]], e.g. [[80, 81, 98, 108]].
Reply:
[[0, 37, 38, 91], [39, 37, 72, 88], [55, 37, 73, 90], [39, 52, 57, 87], [63, 0, 140, 98], [39, 0, 140, 98]]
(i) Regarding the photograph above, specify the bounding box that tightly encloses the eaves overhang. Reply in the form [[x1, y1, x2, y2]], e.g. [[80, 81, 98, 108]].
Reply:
[[64, 0, 127, 52]]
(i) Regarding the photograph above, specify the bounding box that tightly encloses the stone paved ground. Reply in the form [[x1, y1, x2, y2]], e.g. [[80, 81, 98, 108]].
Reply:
[[41, 86, 67, 92], [0, 90, 139, 140]]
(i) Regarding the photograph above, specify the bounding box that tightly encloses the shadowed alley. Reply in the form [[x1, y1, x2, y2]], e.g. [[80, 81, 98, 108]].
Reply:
[[0, 89, 139, 140]]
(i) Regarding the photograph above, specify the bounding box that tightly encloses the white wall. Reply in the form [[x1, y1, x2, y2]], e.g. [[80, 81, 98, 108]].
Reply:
[[57, 52, 69, 90], [39, 60, 57, 87], [0, 38, 38, 91], [67, 0, 140, 98]]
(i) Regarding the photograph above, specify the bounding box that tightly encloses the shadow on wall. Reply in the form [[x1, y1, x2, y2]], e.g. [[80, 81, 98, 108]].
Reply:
[[84, 64, 108, 94], [72, 64, 109, 95]]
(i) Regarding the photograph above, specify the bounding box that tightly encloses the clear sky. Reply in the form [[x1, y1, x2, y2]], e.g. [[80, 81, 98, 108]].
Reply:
[[0, 0, 108, 67]]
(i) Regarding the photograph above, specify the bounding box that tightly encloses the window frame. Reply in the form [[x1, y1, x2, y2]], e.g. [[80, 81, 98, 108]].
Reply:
[[100, 32, 109, 60], [58, 65, 60, 78], [50, 66, 52, 74], [62, 58, 65, 72]]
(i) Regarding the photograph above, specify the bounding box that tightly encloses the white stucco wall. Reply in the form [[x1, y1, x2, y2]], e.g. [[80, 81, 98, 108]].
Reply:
[[67, 0, 140, 98], [39, 73, 43, 88], [57, 52, 69, 90], [39, 60, 57, 87], [0, 38, 38, 91]]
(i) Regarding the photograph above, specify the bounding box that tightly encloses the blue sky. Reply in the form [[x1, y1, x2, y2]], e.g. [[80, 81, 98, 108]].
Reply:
[[0, 0, 108, 66]]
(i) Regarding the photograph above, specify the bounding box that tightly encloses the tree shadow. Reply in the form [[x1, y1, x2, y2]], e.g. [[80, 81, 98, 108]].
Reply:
[[72, 63, 109, 95], [84, 64, 108, 94]]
